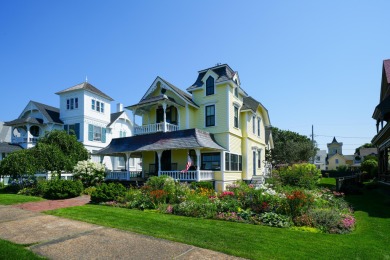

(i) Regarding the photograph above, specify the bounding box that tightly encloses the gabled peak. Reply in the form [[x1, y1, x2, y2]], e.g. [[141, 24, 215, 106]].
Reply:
[[55, 82, 113, 101], [332, 137, 338, 143]]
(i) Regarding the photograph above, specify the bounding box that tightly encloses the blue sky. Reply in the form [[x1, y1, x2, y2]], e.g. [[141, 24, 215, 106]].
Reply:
[[0, 1, 388, 153]]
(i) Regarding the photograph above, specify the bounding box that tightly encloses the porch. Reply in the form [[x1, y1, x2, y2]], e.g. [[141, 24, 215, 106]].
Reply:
[[105, 170, 214, 181]]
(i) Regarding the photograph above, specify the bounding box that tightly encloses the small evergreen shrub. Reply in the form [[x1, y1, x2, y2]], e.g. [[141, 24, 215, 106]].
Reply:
[[90, 182, 126, 203], [43, 179, 83, 199]]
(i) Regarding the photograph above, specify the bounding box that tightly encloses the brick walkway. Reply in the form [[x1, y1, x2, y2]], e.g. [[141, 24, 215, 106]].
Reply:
[[12, 195, 91, 212]]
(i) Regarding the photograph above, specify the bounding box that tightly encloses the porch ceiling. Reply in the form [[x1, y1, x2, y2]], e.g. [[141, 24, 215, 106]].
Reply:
[[97, 128, 226, 155]]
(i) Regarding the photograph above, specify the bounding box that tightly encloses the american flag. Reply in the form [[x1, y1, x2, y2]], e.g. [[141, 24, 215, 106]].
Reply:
[[181, 154, 192, 173]]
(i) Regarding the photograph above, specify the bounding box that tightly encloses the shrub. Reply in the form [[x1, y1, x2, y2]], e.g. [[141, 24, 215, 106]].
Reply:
[[120, 188, 153, 210], [276, 163, 321, 189], [73, 160, 106, 187], [258, 212, 291, 228], [43, 179, 83, 199], [90, 182, 126, 203], [174, 200, 217, 218], [83, 186, 97, 195], [285, 189, 314, 217]]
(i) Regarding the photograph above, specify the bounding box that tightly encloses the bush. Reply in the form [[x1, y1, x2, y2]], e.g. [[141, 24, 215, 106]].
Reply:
[[73, 160, 106, 187], [276, 163, 321, 189], [43, 179, 83, 199], [90, 182, 126, 203], [174, 200, 217, 218]]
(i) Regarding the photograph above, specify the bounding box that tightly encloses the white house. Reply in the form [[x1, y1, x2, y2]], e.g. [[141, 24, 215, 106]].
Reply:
[[314, 150, 327, 170], [4, 82, 141, 175]]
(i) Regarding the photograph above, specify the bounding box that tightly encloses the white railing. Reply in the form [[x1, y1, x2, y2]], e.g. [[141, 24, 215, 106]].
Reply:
[[134, 122, 179, 135], [11, 137, 38, 144], [159, 170, 214, 181], [105, 171, 142, 180]]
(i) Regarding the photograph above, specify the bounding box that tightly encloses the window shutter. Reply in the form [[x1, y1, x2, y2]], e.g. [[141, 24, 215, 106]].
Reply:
[[102, 128, 106, 143], [88, 124, 93, 141], [75, 123, 80, 140]]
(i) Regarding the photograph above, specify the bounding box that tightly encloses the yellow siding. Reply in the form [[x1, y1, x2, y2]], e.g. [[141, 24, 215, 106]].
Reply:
[[142, 151, 155, 173], [327, 154, 347, 170], [214, 171, 223, 181], [229, 134, 242, 154], [224, 172, 242, 181], [171, 150, 188, 170]]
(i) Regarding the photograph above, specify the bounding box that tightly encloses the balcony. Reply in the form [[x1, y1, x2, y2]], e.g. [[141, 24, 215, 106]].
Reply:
[[134, 122, 179, 135], [11, 137, 38, 144]]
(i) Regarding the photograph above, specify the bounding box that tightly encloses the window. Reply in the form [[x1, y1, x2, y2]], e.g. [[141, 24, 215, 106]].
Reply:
[[64, 123, 80, 140], [118, 157, 125, 168], [91, 99, 104, 113], [253, 116, 256, 134], [201, 153, 220, 170], [335, 159, 339, 164], [258, 150, 261, 168], [96, 101, 101, 112], [205, 105, 215, 127], [88, 124, 106, 143], [225, 153, 230, 171], [206, 76, 214, 96], [316, 156, 321, 161], [2, 153, 6, 159], [257, 117, 261, 136], [120, 131, 126, 137], [234, 106, 239, 128], [234, 87, 238, 97], [225, 153, 242, 171], [231, 154, 238, 171], [129, 158, 135, 167], [66, 98, 78, 110]]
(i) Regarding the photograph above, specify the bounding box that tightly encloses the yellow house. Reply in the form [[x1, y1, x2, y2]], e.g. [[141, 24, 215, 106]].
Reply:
[[99, 64, 274, 191], [327, 153, 346, 171]]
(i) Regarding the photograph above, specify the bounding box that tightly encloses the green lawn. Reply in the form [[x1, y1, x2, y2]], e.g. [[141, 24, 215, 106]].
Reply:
[[0, 239, 45, 260], [46, 181, 390, 259], [0, 194, 44, 205]]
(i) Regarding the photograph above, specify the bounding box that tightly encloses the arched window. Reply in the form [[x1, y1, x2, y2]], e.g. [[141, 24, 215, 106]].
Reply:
[[206, 76, 214, 96]]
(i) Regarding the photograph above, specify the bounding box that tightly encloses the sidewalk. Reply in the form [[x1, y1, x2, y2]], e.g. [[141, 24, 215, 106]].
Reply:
[[0, 198, 245, 260]]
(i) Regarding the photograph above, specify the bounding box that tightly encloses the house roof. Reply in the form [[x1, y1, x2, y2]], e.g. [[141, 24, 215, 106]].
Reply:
[[127, 77, 199, 111], [0, 142, 23, 153], [97, 128, 226, 155], [187, 64, 246, 95], [107, 111, 131, 127], [5, 101, 62, 126], [55, 82, 113, 101], [359, 147, 378, 157]]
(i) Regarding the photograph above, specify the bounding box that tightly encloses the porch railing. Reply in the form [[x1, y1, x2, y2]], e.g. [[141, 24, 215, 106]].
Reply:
[[134, 122, 179, 135], [159, 170, 214, 181], [105, 171, 142, 180], [11, 137, 38, 144]]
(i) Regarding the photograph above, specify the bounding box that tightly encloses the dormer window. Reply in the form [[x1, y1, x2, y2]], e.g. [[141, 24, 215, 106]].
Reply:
[[206, 76, 214, 96]]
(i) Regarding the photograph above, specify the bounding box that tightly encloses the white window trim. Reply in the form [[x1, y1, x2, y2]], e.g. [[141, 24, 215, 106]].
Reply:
[[204, 103, 217, 128]]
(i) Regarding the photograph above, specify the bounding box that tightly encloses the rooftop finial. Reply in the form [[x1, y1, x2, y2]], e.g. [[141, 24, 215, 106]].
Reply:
[[85, 76, 88, 83]]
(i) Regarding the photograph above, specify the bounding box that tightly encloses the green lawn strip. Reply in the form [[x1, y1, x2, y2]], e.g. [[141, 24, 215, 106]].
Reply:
[[0, 239, 45, 260], [47, 186, 390, 260], [318, 177, 336, 188], [0, 194, 44, 205]]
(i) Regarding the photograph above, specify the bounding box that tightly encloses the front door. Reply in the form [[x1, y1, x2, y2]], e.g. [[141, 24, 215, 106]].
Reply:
[[155, 150, 172, 171]]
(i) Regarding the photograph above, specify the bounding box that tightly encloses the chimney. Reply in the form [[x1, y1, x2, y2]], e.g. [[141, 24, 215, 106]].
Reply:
[[117, 103, 123, 112]]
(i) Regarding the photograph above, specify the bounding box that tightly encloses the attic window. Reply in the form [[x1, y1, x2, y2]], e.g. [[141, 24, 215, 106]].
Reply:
[[206, 76, 214, 96]]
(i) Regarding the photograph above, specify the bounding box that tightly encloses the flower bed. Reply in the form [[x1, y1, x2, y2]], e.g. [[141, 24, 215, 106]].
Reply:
[[95, 174, 356, 234]]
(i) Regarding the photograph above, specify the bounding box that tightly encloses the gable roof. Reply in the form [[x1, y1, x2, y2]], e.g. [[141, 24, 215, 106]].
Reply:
[[97, 128, 226, 156], [107, 111, 132, 127], [55, 82, 113, 101], [127, 77, 198, 110], [5, 101, 62, 126], [242, 96, 272, 125], [187, 64, 246, 95]]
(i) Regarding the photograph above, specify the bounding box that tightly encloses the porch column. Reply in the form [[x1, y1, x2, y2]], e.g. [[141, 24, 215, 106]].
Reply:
[[195, 149, 201, 181], [157, 150, 163, 176], [125, 152, 132, 180], [100, 155, 105, 164], [162, 103, 167, 132]]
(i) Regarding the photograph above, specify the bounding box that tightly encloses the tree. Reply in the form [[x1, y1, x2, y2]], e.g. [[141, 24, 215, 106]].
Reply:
[[38, 130, 89, 175], [360, 159, 378, 179], [355, 143, 375, 155], [0, 149, 37, 179], [267, 127, 317, 166], [0, 130, 89, 179]]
